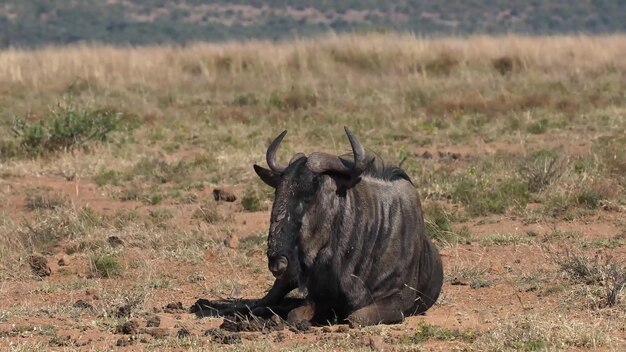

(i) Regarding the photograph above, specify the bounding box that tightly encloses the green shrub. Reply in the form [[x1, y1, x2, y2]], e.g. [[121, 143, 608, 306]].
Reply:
[[452, 177, 529, 216], [91, 255, 122, 278], [10, 102, 136, 156], [192, 204, 221, 223], [241, 189, 262, 212], [95, 169, 120, 186], [526, 118, 549, 134]]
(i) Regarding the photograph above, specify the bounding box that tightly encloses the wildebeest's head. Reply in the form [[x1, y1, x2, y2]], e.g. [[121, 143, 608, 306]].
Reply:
[[253, 127, 371, 280]]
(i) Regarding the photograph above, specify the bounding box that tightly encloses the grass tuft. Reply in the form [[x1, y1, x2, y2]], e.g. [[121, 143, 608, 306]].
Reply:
[[91, 254, 122, 278]]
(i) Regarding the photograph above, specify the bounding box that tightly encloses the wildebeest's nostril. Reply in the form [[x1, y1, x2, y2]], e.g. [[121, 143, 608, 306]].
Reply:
[[269, 256, 288, 278]]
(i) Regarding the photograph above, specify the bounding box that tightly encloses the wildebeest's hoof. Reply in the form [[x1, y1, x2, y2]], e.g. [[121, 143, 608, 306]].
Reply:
[[250, 306, 270, 316]]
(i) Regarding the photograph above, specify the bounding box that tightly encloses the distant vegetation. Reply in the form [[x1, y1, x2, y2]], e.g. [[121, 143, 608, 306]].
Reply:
[[1, 0, 626, 48]]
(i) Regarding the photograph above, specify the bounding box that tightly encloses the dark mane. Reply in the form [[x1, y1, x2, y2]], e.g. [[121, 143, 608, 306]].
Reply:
[[339, 151, 413, 184]]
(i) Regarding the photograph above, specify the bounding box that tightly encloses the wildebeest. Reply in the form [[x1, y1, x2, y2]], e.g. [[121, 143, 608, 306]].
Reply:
[[252, 127, 443, 327]]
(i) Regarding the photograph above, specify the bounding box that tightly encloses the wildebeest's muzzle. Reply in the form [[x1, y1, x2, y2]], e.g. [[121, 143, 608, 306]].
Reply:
[[268, 255, 289, 278]]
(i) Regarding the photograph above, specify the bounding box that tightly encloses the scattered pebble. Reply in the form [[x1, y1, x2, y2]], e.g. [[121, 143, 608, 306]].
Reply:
[[177, 327, 191, 339], [213, 188, 237, 202], [369, 335, 385, 351], [163, 302, 185, 313], [289, 320, 311, 333], [116, 320, 139, 335], [28, 254, 51, 278], [220, 314, 285, 333], [205, 328, 242, 344], [224, 234, 239, 249], [450, 277, 468, 286], [116, 304, 132, 318], [57, 255, 70, 267], [73, 300, 94, 311], [146, 315, 161, 327], [336, 325, 350, 333], [48, 335, 71, 347], [145, 328, 170, 339], [107, 236, 124, 247]]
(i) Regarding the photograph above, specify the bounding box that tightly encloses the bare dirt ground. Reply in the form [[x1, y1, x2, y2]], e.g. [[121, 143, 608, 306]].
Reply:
[[1, 144, 624, 351]]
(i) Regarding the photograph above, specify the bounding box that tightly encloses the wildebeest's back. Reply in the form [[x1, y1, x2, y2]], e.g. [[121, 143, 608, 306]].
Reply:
[[319, 175, 442, 319]]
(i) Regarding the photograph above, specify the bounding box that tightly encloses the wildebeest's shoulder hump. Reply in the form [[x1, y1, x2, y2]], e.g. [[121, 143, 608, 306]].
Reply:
[[339, 152, 413, 185]]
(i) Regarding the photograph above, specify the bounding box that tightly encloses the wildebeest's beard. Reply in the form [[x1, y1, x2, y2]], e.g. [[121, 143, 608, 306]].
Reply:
[[266, 158, 319, 280]]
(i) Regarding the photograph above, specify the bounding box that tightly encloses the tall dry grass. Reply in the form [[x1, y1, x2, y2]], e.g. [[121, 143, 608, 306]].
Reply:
[[1, 33, 625, 91], [1, 33, 625, 185]]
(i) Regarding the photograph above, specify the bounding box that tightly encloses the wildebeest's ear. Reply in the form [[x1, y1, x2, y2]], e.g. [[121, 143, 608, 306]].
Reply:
[[328, 173, 360, 196], [254, 164, 281, 188]]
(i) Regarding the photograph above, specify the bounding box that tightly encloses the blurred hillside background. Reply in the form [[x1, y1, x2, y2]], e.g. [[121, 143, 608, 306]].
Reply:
[[1, 0, 626, 48]]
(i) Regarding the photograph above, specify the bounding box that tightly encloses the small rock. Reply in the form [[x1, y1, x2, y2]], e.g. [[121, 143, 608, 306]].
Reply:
[[115, 337, 136, 346], [107, 236, 124, 247], [470, 279, 492, 289], [274, 331, 287, 342], [421, 151, 433, 159], [85, 288, 99, 299], [117, 320, 139, 335], [146, 315, 161, 327], [163, 302, 184, 313], [289, 320, 311, 333], [49, 335, 72, 347], [450, 277, 468, 286], [177, 327, 190, 339], [73, 300, 94, 311], [224, 234, 239, 249], [28, 254, 51, 278], [74, 338, 92, 347], [213, 188, 237, 202], [369, 335, 385, 351], [145, 328, 170, 339], [205, 328, 241, 344], [116, 304, 132, 318], [336, 325, 350, 333], [451, 152, 461, 160], [321, 326, 332, 333], [57, 255, 70, 267], [489, 265, 502, 274], [267, 315, 285, 331]]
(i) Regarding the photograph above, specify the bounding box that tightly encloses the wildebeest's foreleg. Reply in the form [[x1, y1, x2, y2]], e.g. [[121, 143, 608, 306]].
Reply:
[[346, 295, 405, 327], [247, 278, 298, 316], [257, 278, 297, 306]]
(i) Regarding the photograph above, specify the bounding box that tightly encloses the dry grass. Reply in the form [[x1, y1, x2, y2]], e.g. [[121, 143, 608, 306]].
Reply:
[[475, 314, 618, 351], [1, 34, 625, 87]]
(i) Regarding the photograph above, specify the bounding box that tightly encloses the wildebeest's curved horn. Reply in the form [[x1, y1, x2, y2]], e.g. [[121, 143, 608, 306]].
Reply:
[[307, 152, 351, 174], [344, 127, 368, 175], [289, 152, 306, 165], [267, 130, 288, 173], [306, 127, 370, 177]]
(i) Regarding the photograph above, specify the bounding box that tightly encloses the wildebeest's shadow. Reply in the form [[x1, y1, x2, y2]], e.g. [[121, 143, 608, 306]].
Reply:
[[190, 297, 306, 320]]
